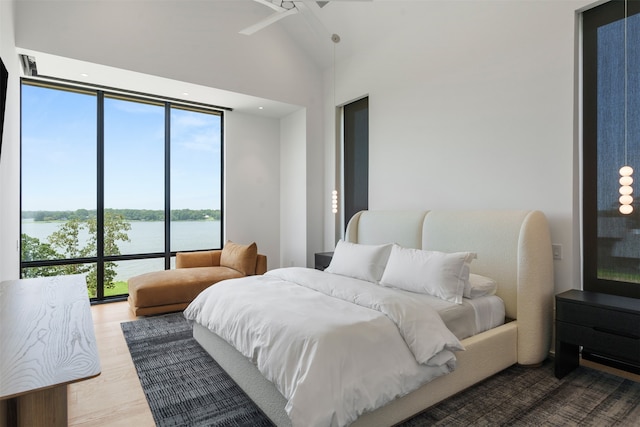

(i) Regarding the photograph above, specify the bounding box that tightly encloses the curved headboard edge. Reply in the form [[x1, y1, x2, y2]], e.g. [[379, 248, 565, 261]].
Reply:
[[345, 211, 364, 243], [516, 210, 554, 365]]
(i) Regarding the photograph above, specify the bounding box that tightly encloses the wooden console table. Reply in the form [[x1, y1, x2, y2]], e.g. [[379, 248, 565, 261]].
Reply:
[[0, 275, 101, 426]]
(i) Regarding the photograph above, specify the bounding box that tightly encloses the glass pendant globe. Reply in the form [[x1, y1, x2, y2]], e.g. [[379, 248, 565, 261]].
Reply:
[[620, 165, 634, 176], [619, 175, 633, 186], [619, 185, 633, 195], [619, 204, 634, 214], [619, 195, 633, 205]]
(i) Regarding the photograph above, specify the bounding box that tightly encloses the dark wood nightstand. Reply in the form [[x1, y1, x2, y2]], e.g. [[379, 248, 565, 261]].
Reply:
[[554, 289, 640, 379], [314, 252, 333, 271]]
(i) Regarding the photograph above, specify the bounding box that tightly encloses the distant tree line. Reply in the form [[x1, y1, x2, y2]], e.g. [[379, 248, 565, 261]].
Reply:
[[22, 208, 221, 222]]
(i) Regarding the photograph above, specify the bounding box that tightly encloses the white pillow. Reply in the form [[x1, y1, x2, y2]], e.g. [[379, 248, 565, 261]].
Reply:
[[379, 244, 476, 304], [324, 240, 393, 283], [467, 273, 498, 299]]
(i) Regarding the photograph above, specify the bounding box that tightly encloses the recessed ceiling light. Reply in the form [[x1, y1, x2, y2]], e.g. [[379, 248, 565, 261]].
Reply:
[[258, 106, 264, 110], [80, 73, 89, 77], [182, 92, 189, 96]]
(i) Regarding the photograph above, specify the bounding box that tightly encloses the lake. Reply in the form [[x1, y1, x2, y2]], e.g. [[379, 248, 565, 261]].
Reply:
[[22, 219, 221, 280]]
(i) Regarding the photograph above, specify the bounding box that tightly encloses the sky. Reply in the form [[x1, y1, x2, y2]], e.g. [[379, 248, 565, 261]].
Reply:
[[21, 84, 222, 212]]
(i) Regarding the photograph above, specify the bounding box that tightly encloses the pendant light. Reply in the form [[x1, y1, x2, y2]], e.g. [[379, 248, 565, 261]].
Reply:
[[331, 33, 340, 215], [619, 0, 634, 214]]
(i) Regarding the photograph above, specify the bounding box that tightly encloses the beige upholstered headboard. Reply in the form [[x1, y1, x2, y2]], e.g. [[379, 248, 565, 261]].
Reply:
[[345, 210, 554, 365]]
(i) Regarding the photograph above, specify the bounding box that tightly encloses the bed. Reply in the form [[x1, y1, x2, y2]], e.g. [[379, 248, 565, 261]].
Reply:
[[184, 210, 554, 427]]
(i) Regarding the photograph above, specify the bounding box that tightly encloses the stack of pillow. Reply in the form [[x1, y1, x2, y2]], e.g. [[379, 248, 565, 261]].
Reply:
[[324, 240, 497, 304]]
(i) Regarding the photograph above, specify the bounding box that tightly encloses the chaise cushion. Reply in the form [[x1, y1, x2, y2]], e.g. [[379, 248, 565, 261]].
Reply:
[[128, 266, 244, 315], [176, 250, 222, 269], [220, 240, 258, 276]]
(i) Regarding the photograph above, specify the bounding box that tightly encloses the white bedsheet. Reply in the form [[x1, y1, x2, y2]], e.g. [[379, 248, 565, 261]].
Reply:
[[408, 293, 505, 340], [184, 267, 464, 427]]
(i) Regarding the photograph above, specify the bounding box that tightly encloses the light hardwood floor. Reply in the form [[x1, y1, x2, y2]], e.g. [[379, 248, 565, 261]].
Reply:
[[70, 300, 639, 427], [68, 301, 155, 427]]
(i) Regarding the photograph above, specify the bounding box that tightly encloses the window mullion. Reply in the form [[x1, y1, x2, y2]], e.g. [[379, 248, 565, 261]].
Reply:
[[97, 91, 105, 299], [165, 103, 171, 270]]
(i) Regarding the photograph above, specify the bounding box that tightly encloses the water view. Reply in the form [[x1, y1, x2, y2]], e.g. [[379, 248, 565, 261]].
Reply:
[[22, 219, 221, 280]]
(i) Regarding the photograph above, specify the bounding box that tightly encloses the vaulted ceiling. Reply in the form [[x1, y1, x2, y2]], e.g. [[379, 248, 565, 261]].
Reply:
[[12, 1, 479, 116]]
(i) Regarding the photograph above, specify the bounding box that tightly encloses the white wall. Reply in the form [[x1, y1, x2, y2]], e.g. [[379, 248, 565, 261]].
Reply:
[[0, 0, 21, 281], [225, 111, 282, 268], [305, 100, 326, 268], [325, 0, 594, 295], [280, 109, 307, 268]]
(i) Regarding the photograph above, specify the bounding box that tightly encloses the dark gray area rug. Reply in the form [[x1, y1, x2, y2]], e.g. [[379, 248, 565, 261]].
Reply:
[[122, 312, 640, 427], [121, 312, 274, 427]]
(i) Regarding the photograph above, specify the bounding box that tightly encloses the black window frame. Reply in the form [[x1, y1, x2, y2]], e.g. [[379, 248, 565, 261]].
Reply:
[[343, 96, 369, 229], [19, 79, 225, 303], [583, 0, 640, 299]]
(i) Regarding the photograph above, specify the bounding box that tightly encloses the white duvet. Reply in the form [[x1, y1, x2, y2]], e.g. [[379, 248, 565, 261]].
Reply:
[[183, 267, 464, 427]]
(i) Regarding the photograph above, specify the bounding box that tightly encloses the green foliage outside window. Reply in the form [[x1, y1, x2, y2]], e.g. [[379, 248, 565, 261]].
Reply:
[[21, 213, 131, 296]]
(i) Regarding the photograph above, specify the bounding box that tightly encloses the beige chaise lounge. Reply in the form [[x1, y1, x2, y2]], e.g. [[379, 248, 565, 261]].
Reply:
[[128, 241, 267, 316]]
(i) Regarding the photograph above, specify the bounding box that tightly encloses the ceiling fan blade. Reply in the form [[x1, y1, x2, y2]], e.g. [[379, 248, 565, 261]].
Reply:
[[239, 8, 298, 35], [295, 0, 331, 40], [253, 0, 288, 13]]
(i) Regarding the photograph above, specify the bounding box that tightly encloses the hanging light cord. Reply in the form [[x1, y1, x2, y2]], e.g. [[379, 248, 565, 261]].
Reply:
[[332, 34, 340, 110]]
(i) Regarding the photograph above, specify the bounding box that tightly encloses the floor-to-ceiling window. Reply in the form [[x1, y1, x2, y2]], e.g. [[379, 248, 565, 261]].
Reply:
[[20, 80, 223, 301], [343, 96, 369, 230], [583, 0, 640, 299], [170, 106, 222, 252]]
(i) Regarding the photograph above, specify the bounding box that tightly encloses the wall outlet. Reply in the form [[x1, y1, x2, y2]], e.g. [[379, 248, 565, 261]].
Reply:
[[552, 244, 562, 260]]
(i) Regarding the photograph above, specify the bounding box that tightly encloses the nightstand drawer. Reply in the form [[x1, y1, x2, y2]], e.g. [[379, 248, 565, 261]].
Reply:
[[556, 321, 640, 364], [556, 301, 640, 338], [555, 290, 640, 378]]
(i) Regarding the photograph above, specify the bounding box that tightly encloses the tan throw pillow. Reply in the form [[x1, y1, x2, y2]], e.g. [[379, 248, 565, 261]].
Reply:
[[220, 240, 258, 276]]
